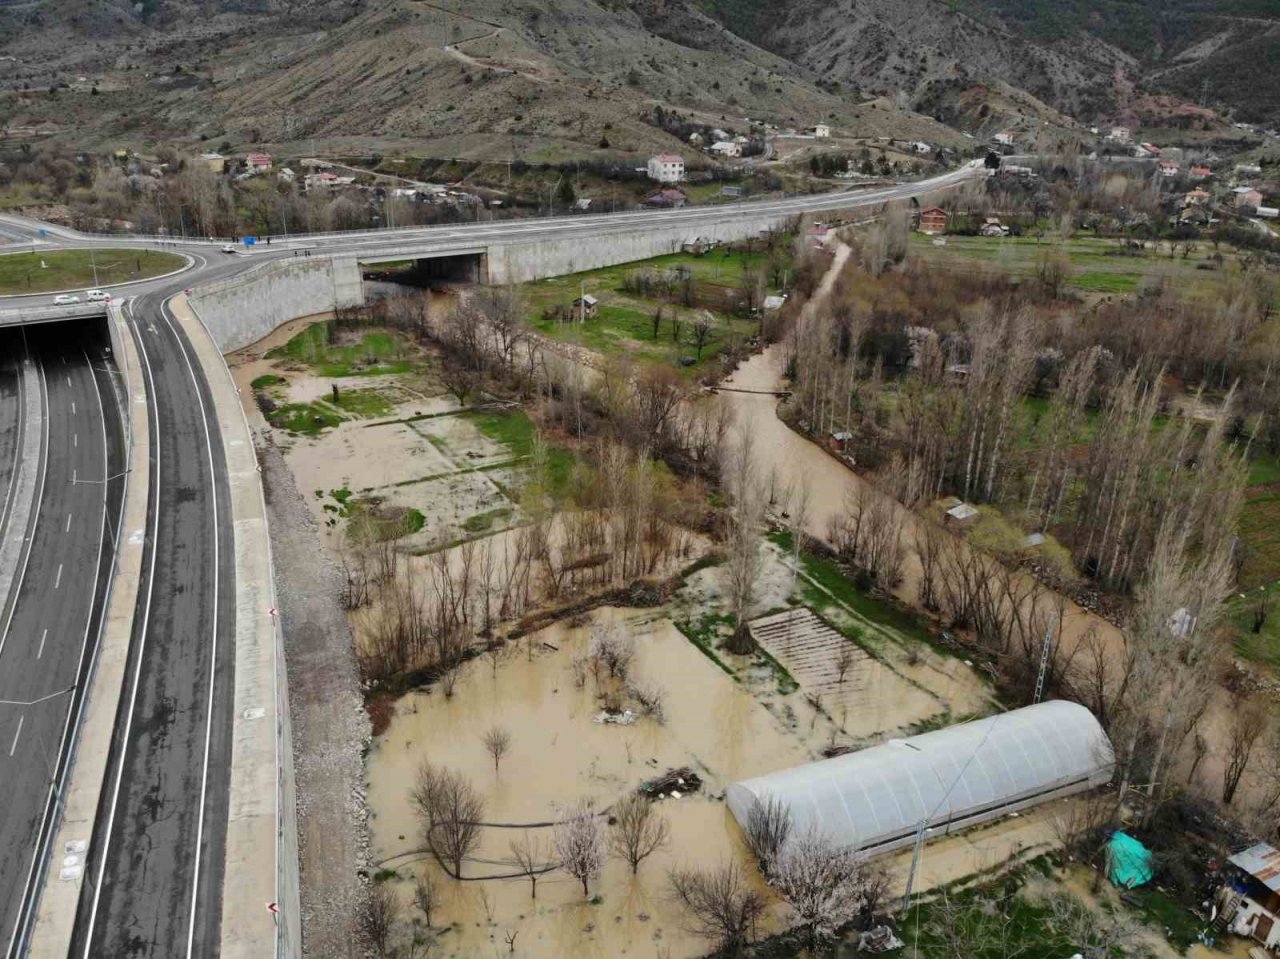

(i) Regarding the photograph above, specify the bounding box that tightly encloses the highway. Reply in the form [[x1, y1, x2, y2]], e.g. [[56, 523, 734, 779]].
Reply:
[[0, 161, 980, 959], [0, 325, 125, 959], [68, 293, 236, 959]]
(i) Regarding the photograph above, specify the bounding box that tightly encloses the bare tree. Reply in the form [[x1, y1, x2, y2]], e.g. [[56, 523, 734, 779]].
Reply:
[[742, 795, 792, 872], [668, 861, 767, 952], [608, 794, 671, 874], [1224, 696, 1268, 806], [410, 762, 485, 879], [834, 644, 856, 684], [769, 828, 870, 946], [723, 425, 764, 654], [509, 832, 548, 899], [362, 883, 400, 959], [412, 872, 438, 928], [1046, 894, 1142, 959], [691, 312, 715, 359], [554, 800, 606, 897], [481, 726, 512, 773]]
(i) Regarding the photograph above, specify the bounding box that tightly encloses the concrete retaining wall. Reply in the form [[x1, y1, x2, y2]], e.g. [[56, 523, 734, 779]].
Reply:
[[486, 213, 792, 283], [189, 256, 363, 352]]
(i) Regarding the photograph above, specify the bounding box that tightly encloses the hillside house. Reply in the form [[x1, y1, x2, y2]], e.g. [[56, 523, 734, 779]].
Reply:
[[304, 171, 341, 192], [1107, 126, 1132, 144], [828, 430, 853, 453], [1183, 188, 1211, 207], [980, 217, 1009, 236], [1140, 142, 1161, 157], [1157, 160, 1179, 177], [709, 140, 742, 158], [647, 154, 685, 183], [1234, 187, 1264, 209], [246, 152, 272, 173], [644, 187, 688, 208], [911, 141, 932, 155], [812, 124, 831, 138], [993, 131, 1016, 146], [1189, 165, 1212, 179], [1237, 163, 1263, 176], [571, 294, 598, 318], [918, 207, 949, 234], [1219, 844, 1280, 949], [199, 152, 225, 173]]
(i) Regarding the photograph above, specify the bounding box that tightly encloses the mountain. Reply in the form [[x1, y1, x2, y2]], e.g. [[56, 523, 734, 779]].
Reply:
[[695, 0, 1280, 129]]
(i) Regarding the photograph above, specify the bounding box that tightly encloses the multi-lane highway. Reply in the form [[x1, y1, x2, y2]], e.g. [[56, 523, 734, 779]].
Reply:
[[0, 161, 981, 959], [0, 325, 125, 958], [68, 294, 236, 959]]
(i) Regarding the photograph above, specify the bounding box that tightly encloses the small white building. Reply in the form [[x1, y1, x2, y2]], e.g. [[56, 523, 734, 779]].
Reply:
[[709, 140, 742, 158], [1108, 125, 1132, 144], [647, 153, 685, 183], [1237, 163, 1263, 176], [910, 141, 932, 155], [1258, 206, 1279, 219], [813, 124, 830, 138], [993, 131, 1016, 146]]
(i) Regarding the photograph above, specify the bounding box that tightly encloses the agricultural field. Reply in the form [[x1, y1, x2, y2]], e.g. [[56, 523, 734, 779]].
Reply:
[[521, 247, 787, 374], [908, 232, 1251, 299], [0, 248, 186, 293]]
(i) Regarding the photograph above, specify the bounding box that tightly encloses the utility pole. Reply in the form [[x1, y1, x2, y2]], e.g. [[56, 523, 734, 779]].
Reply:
[[900, 820, 928, 912]]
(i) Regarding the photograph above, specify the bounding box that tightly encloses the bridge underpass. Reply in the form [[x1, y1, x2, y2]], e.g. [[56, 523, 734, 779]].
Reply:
[[0, 304, 110, 330], [359, 249, 487, 290]]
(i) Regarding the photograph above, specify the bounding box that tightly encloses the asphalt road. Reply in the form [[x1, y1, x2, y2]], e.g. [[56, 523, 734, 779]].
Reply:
[[0, 353, 22, 560], [68, 293, 236, 959], [0, 324, 125, 959]]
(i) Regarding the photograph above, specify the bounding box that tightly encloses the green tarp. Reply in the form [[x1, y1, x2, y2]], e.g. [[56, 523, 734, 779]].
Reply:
[[1107, 831, 1154, 889]]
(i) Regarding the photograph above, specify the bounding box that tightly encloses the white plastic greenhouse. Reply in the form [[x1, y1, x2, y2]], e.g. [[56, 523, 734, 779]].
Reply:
[[726, 700, 1114, 857]]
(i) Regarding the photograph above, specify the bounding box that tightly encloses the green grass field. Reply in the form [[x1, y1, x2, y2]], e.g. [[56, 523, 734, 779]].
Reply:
[[909, 232, 1242, 299], [0, 249, 186, 294], [522, 249, 779, 373], [267, 322, 421, 377]]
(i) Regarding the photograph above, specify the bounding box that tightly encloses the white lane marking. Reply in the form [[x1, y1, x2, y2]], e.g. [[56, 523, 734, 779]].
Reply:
[[8, 715, 23, 757], [71, 401, 76, 415], [36, 628, 46, 659], [72, 469, 76, 483], [65, 377, 70, 388], [81, 306, 161, 958], [73, 433, 77, 449], [165, 300, 223, 959], [54, 564, 62, 589], [65, 512, 72, 532]]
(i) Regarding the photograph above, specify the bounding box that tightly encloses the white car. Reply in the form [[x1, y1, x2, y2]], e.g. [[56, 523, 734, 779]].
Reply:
[[85, 289, 109, 302], [221, 243, 237, 254], [53, 294, 80, 305]]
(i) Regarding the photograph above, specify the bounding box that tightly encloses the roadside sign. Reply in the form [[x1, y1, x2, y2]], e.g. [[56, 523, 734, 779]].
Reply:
[[243, 236, 257, 246], [37, 228, 47, 237]]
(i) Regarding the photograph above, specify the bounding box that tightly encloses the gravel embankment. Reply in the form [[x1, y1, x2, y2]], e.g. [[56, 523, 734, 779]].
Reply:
[[259, 432, 370, 959]]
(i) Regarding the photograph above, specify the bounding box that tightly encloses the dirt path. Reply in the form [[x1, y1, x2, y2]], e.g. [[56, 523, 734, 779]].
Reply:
[[260, 433, 370, 959]]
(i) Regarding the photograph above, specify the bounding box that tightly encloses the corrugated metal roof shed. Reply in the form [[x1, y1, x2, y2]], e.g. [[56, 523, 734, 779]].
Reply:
[[1230, 843, 1280, 893]]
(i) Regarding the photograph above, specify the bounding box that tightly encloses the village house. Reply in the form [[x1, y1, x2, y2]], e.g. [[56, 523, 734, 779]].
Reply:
[[1157, 160, 1179, 178], [709, 140, 742, 158], [993, 131, 1016, 147], [304, 171, 341, 192], [1139, 142, 1161, 157], [647, 153, 685, 183], [827, 430, 853, 454], [199, 152, 225, 173], [979, 216, 1009, 237], [245, 152, 272, 173], [1189, 165, 1212, 179], [644, 187, 688, 208], [1183, 188, 1211, 207], [1219, 844, 1280, 949], [1234, 186, 1264, 209], [571, 294, 598, 318], [1237, 163, 1263, 176], [910, 141, 932, 155], [918, 207, 949, 235], [1107, 125, 1132, 144]]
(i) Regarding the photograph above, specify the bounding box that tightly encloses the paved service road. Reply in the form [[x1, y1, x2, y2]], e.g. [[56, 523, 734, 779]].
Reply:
[[0, 324, 125, 959], [70, 294, 236, 959]]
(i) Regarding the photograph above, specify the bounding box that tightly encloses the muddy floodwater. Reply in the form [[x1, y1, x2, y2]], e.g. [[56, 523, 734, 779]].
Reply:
[[365, 608, 1057, 959]]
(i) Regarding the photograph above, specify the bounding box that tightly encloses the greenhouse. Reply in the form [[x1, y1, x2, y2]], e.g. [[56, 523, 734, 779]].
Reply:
[[726, 700, 1114, 857]]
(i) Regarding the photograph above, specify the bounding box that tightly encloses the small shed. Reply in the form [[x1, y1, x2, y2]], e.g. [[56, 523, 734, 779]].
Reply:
[[763, 294, 787, 312], [828, 430, 853, 453], [572, 294, 599, 318], [1221, 843, 1280, 949], [918, 207, 949, 235], [945, 502, 979, 525]]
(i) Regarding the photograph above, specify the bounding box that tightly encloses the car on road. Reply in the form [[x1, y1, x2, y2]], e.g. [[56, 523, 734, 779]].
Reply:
[[53, 293, 80, 305], [85, 289, 110, 301], [221, 243, 237, 254]]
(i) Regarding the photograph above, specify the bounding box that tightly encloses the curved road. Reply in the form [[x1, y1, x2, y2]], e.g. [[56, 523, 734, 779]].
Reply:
[[0, 161, 981, 959]]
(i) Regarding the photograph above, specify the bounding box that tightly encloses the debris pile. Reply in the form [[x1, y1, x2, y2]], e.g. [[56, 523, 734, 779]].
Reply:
[[639, 767, 703, 800]]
